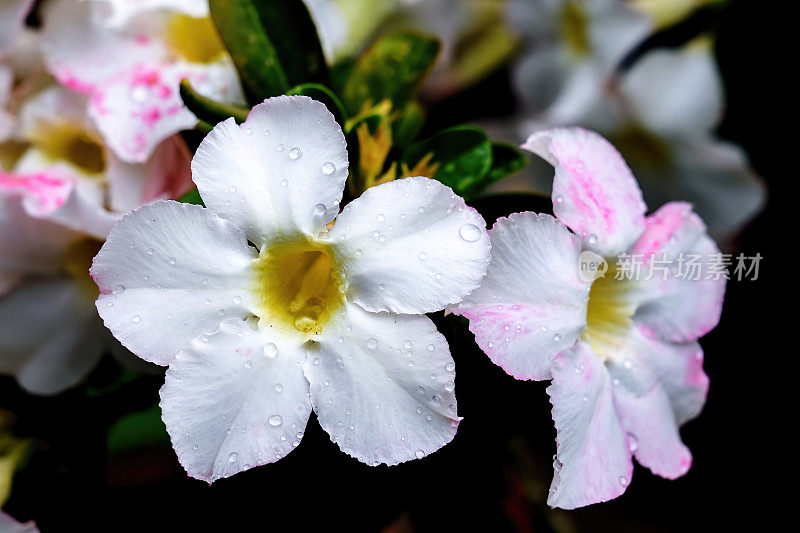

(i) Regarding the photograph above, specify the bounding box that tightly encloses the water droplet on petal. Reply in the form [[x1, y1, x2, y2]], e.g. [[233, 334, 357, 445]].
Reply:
[[113, 284, 126, 295], [263, 343, 278, 358], [314, 203, 326, 216], [228, 452, 238, 462], [619, 475, 628, 487], [459, 223, 481, 242], [415, 450, 424, 459], [626, 433, 638, 452], [268, 415, 283, 427], [132, 315, 141, 323], [366, 338, 378, 350], [288, 147, 302, 159], [322, 161, 336, 175]]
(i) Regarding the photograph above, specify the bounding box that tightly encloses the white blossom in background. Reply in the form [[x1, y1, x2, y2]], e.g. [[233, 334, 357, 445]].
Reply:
[[40, 0, 244, 163], [1, 79, 192, 394], [91, 95, 491, 481], [493, 0, 765, 240]]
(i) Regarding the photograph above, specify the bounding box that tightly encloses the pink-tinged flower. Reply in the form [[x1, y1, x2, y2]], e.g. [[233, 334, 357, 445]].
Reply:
[[91, 96, 491, 481], [451, 127, 724, 509], [0, 85, 192, 394], [40, 0, 244, 163]]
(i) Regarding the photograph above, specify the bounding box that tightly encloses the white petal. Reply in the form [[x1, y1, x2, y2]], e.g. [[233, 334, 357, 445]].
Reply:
[[93, 0, 209, 27], [0, 512, 39, 533], [192, 95, 349, 249], [547, 341, 632, 510], [0, 195, 82, 294], [41, 0, 168, 92], [633, 136, 766, 241], [451, 212, 590, 380], [328, 177, 490, 314], [305, 303, 460, 465], [0, 278, 104, 395], [522, 127, 647, 256], [0, 0, 33, 55], [160, 318, 311, 483], [92, 201, 258, 365], [620, 47, 723, 137], [105, 135, 193, 212], [611, 327, 703, 479]]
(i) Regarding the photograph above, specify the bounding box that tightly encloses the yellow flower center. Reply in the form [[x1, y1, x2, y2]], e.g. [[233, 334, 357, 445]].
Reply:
[[582, 264, 635, 359], [249, 239, 345, 337], [29, 121, 106, 175], [166, 14, 226, 64], [560, 1, 590, 59]]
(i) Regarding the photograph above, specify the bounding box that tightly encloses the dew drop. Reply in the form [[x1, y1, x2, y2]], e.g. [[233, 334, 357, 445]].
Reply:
[[268, 415, 283, 427], [263, 343, 278, 358], [288, 147, 302, 159], [587, 233, 598, 245], [169, 257, 176, 265], [415, 450, 424, 459], [112, 284, 126, 295], [322, 161, 336, 175], [314, 203, 326, 216], [228, 452, 238, 462], [276, 144, 285, 152], [274, 383, 283, 392], [280, 179, 289, 187], [132, 315, 141, 323], [366, 338, 378, 350], [418, 252, 427, 260], [459, 223, 481, 242], [618, 475, 628, 487]]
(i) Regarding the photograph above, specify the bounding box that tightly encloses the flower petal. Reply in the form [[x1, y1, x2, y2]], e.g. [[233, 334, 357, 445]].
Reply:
[[620, 47, 723, 137], [94, 0, 209, 27], [192, 95, 349, 249], [105, 134, 192, 212], [0, 0, 33, 55], [0, 278, 104, 395], [41, 0, 168, 93], [451, 212, 590, 380], [547, 341, 632, 509], [87, 62, 205, 163], [629, 201, 725, 342], [160, 318, 311, 483], [611, 327, 703, 479], [328, 177, 490, 314], [0, 195, 82, 294], [522, 127, 646, 256], [92, 200, 258, 365], [306, 303, 460, 465], [633, 136, 766, 241]]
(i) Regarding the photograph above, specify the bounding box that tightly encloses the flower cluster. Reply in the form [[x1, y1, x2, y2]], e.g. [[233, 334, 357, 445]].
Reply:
[[0, 0, 759, 524]]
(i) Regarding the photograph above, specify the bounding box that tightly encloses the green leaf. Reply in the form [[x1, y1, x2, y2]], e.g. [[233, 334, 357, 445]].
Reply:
[[178, 188, 204, 206], [286, 83, 347, 127], [341, 31, 439, 115], [210, 0, 328, 103], [474, 143, 527, 196], [179, 80, 249, 125], [391, 101, 426, 149], [107, 407, 169, 455], [401, 126, 493, 197]]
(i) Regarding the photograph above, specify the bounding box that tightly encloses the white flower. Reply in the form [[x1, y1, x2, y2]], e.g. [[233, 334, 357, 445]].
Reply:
[[502, 0, 765, 239], [91, 95, 491, 480], [39, 0, 244, 163], [0, 82, 192, 394]]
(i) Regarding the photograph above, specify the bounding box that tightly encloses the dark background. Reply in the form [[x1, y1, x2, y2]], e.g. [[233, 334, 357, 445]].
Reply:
[[1, 0, 784, 531]]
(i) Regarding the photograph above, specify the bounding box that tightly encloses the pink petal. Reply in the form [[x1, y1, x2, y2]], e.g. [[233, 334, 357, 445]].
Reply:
[[522, 127, 647, 256], [547, 341, 633, 509], [630, 201, 725, 342]]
